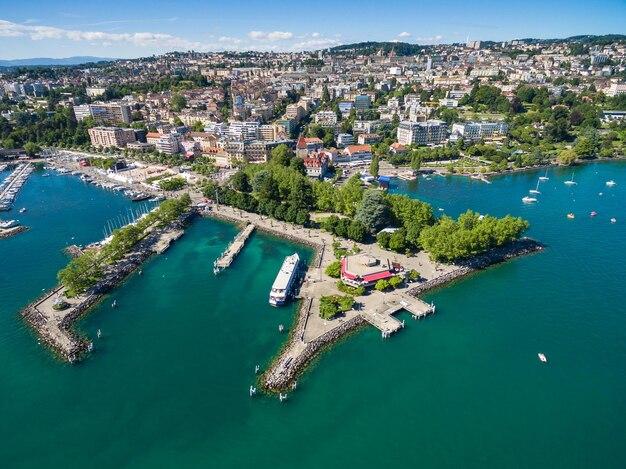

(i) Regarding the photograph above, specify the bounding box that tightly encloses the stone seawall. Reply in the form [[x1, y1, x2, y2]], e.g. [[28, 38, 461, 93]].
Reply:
[[0, 226, 29, 239], [262, 315, 366, 391], [406, 238, 543, 297], [20, 210, 196, 362]]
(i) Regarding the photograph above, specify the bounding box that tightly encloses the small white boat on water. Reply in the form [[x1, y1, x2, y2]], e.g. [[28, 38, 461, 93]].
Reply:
[[539, 169, 549, 181], [19, 208, 26, 213], [564, 173, 577, 186], [529, 180, 541, 195], [538, 353, 547, 363], [606, 180, 617, 187], [522, 196, 537, 204]]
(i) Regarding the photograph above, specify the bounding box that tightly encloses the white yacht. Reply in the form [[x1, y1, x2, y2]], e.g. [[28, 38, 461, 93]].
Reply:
[[269, 253, 301, 306], [529, 180, 541, 195], [606, 180, 617, 187], [564, 173, 577, 185], [522, 196, 537, 204]]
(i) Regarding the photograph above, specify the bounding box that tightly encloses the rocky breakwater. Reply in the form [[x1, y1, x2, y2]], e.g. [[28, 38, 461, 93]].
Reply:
[[0, 225, 29, 239], [20, 211, 196, 362], [262, 314, 366, 392], [407, 238, 543, 296]]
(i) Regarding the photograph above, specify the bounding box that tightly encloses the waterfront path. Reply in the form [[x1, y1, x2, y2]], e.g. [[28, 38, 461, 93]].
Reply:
[[215, 223, 255, 270], [201, 204, 465, 390]]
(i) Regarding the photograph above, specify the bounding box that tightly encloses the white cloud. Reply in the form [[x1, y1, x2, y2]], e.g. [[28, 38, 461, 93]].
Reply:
[[0, 19, 210, 50], [219, 36, 244, 44], [398, 31, 411, 37], [311, 32, 320, 38], [248, 30, 293, 41], [414, 34, 444, 43], [288, 37, 341, 51]]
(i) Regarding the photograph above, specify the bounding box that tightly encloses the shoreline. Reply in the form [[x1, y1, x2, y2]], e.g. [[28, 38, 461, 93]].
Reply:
[[260, 238, 543, 392], [0, 225, 30, 239], [20, 211, 195, 362], [201, 205, 543, 393]]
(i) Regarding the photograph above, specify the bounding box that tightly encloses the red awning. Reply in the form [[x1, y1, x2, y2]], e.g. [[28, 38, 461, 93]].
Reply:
[[362, 271, 393, 283], [341, 257, 357, 280]]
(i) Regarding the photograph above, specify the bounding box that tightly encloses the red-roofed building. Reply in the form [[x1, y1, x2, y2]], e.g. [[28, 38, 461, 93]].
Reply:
[[340, 254, 402, 287], [296, 136, 324, 157], [302, 152, 329, 178], [338, 144, 372, 163], [357, 133, 382, 145]]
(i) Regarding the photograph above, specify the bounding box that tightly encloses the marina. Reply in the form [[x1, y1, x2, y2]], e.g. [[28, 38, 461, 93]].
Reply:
[[213, 223, 255, 272], [0, 163, 33, 210]]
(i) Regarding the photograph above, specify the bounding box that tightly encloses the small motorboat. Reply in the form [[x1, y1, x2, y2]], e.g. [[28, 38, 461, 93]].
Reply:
[[590, 211, 597, 217], [522, 196, 537, 204], [538, 353, 547, 363], [611, 218, 617, 223], [567, 213, 575, 219], [606, 180, 617, 187], [19, 208, 26, 213]]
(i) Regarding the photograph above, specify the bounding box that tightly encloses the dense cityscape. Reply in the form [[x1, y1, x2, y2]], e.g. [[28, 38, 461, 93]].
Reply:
[[1, 2, 626, 466]]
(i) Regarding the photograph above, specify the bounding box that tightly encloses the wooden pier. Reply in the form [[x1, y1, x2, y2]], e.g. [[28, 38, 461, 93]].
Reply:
[[360, 294, 435, 336], [214, 223, 255, 271]]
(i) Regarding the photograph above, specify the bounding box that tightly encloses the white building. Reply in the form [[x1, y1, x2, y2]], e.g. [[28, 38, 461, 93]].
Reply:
[[156, 133, 183, 154], [396, 120, 448, 146], [606, 83, 626, 97], [315, 110, 338, 127], [73, 104, 92, 122], [337, 133, 354, 147], [450, 122, 509, 142], [228, 121, 260, 140]]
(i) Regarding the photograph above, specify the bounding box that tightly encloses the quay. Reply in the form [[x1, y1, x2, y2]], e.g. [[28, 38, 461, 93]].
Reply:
[[0, 163, 33, 208], [214, 223, 255, 271], [21, 210, 195, 362]]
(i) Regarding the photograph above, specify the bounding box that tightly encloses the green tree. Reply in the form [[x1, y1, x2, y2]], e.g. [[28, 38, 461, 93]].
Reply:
[[375, 279, 391, 291], [23, 142, 41, 156], [231, 171, 251, 192], [369, 155, 379, 178], [325, 260, 342, 278], [171, 94, 187, 112], [354, 190, 389, 232], [389, 276, 403, 289], [557, 149, 577, 166]]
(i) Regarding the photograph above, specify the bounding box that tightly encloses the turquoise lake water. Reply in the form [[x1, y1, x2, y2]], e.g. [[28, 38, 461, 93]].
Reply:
[[0, 162, 625, 468]]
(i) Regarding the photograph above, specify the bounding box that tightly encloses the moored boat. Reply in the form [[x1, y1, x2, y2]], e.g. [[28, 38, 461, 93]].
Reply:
[[538, 353, 547, 363], [522, 196, 537, 204], [269, 253, 301, 306], [567, 213, 575, 219], [606, 180, 616, 187]]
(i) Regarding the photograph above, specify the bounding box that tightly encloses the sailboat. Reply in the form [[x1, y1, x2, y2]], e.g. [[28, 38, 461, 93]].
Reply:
[[564, 172, 577, 186], [529, 180, 541, 195], [539, 169, 549, 181], [522, 196, 537, 204]]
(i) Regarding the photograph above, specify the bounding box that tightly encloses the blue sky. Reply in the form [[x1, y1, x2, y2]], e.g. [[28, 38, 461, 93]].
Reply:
[[0, 0, 625, 59]]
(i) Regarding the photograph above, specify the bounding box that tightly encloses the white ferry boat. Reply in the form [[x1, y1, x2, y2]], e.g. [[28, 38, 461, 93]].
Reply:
[[269, 253, 301, 307]]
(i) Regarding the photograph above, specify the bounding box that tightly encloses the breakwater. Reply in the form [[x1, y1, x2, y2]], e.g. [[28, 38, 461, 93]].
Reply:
[[20, 210, 195, 361], [0, 225, 29, 239], [406, 238, 544, 296], [262, 237, 543, 392]]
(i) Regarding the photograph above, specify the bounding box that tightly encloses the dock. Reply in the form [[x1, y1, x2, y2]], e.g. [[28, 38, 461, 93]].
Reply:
[[360, 294, 435, 336], [0, 163, 33, 207], [214, 223, 255, 271]]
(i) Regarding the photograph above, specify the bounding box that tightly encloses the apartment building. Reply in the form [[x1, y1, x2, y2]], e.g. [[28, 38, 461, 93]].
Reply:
[[450, 121, 509, 141], [88, 102, 132, 125], [88, 127, 136, 148], [396, 120, 448, 146], [315, 110, 338, 127]]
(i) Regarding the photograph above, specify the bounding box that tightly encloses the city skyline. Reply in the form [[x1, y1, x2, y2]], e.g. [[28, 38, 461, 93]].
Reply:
[[1, 0, 625, 59]]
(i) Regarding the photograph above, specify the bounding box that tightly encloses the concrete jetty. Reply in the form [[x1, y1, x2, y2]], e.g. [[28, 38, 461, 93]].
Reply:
[[214, 223, 255, 271], [21, 211, 195, 362]]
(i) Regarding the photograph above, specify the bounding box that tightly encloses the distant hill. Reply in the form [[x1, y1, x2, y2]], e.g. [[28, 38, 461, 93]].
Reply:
[[329, 42, 424, 56], [0, 56, 116, 67], [327, 35, 626, 56]]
